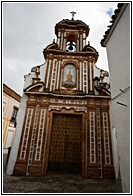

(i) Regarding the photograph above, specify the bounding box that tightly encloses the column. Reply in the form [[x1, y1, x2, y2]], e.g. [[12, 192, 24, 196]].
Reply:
[[80, 61, 83, 91], [46, 59, 52, 88], [56, 60, 61, 89], [63, 32, 66, 50], [80, 33, 83, 51], [90, 62, 93, 91]]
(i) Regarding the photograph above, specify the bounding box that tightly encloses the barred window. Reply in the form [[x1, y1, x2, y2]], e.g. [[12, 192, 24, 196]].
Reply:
[[11, 107, 18, 122]]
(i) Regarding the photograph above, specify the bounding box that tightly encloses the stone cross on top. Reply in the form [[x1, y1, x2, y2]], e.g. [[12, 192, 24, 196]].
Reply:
[[70, 11, 76, 20]]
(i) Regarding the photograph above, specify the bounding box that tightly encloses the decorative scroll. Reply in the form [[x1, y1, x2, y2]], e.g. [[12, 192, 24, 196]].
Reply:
[[49, 105, 87, 113], [49, 98, 87, 105]]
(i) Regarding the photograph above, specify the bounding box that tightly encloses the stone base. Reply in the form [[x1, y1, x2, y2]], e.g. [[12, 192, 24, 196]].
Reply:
[[29, 162, 43, 176], [87, 164, 100, 178], [13, 160, 27, 176], [103, 164, 115, 179]]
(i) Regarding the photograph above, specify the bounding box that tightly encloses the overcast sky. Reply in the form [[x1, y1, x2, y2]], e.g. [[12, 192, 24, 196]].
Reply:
[[3, 2, 118, 95]]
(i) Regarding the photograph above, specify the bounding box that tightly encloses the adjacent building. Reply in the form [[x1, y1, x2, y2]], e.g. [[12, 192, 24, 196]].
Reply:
[[3, 83, 21, 154], [101, 3, 130, 193], [6, 15, 114, 179]]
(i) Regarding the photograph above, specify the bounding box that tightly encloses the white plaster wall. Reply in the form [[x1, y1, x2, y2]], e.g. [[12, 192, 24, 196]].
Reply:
[[5, 130, 14, 148], [6, 92, 28, 175], [110, 89, 130, 193], [106, 4, 130, 99], [110, 125, 119, 179], [106, 4, 130, 193], [23, 72, 36, 89]]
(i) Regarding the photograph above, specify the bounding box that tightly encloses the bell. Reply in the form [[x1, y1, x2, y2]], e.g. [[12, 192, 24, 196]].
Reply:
[[68, 45, 73, 51]]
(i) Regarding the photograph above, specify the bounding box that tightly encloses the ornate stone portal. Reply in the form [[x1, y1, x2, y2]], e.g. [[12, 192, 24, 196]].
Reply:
[[12, 16, 114, 179]]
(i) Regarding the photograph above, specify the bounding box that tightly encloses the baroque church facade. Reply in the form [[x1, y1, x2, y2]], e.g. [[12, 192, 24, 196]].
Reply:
[[6, 15, 115, 179]]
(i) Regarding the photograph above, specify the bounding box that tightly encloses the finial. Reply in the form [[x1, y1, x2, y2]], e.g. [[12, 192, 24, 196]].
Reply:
[[36, 66, 40, 78], [70, 11, 76, 20]]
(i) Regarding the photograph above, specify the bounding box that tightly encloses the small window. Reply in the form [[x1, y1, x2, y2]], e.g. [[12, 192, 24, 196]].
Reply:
[[11, 107, 18, 122]]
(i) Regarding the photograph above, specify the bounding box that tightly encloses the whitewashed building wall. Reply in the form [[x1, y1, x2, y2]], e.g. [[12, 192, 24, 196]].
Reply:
[[102, 4, 130, 193]]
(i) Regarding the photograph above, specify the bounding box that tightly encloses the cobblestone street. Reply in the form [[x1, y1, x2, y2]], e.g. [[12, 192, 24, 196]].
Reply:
[[3, 155, 122, 194]]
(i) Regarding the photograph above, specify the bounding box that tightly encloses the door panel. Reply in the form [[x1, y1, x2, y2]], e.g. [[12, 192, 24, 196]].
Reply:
[[48, 114, 82, 174]]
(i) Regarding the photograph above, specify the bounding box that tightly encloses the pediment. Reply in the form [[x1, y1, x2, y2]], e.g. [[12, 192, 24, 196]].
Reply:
[[82, 45, 98, 53], [96, 87, 111, 96], [44, 43, 59, 50], [24, 82, 44, 93]]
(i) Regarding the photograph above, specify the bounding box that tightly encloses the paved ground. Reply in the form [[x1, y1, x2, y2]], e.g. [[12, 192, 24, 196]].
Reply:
[[3, 154, 122, 193]]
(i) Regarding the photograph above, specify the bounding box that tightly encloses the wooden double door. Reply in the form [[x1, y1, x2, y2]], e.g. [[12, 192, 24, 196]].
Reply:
[[48, 114, 82, 174]]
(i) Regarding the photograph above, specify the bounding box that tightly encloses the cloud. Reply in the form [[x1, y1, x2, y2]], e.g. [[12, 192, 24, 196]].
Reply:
[[3, 2, 118, 95]]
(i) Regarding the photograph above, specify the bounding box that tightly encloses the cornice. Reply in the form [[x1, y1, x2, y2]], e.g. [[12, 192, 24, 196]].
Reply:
[[55, 19, 89, 37], [3, 83, 21, 102], [25, 91, 111, 99], [43, 49, 98, 62]]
